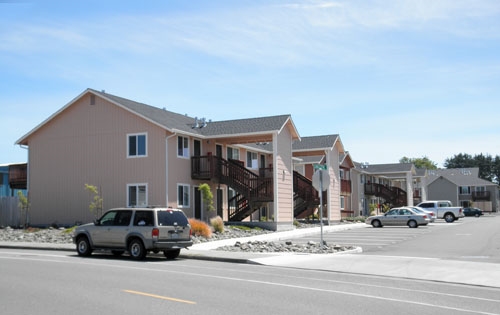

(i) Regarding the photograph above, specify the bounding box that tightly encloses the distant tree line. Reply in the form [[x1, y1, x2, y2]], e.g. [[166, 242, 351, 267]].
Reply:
[[400, 153, 500, 184], [444, 153, 500, 184]]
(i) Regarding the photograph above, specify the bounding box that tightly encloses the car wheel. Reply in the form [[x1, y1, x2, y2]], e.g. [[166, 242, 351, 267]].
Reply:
[[444, 213, 455, 223], [128, 239, 146, 260], [371, 220, 382, 228], [111, 250, 124, 256], [408, 220, 418, 228], [76, 236, 92, 257], [475, 213, 480, 217], [164, 249, 181, 260]]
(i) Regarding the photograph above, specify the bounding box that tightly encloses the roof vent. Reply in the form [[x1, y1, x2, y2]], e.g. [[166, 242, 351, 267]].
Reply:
[[192, 117, 209, 129]]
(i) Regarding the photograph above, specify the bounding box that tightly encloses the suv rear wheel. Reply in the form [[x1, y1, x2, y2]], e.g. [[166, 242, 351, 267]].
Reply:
[[164, 249, 181, 260], [128, 238, 146, 260]]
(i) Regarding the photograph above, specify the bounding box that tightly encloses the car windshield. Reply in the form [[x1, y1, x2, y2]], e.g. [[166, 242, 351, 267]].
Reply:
[[157, 210, 189, 226]]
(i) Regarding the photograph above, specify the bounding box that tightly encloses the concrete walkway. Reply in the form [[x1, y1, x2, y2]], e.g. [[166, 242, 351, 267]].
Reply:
[[2, 222, 500, 288]]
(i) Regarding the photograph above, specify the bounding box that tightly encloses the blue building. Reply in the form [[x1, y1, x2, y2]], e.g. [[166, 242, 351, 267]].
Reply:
[[0, 163, 27, 197]]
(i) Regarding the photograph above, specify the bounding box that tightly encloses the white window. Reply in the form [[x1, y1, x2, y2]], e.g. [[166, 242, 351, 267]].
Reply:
[[127, 133, 147, 157], [459, 186, 471, 195], [127, 184, 147, 207], [227, 147, 240, 160], [340, 196, 345, 210], [246, 151, 258, 169], [177, 136, 189, 158], [177, 184, 190, 208]]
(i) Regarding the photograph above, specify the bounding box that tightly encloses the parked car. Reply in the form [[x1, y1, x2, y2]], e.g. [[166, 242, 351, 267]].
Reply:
[[408, 206, 436, 222], [366, 207, 430, 228], [73, 207, 193, 260], [463, 207, 483, 217], [416, 200, 464, 223]]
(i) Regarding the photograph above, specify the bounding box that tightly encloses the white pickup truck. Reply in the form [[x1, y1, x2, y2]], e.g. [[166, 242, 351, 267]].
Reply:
[[416, 200, 464, 223]]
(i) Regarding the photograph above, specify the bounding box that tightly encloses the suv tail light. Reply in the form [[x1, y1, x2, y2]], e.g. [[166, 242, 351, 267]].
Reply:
[[152, 228, 159, 241]]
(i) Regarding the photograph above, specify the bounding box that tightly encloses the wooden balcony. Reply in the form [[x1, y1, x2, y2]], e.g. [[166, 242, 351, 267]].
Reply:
[[472, 191, 491, 201], [9, 163, 27, 190]]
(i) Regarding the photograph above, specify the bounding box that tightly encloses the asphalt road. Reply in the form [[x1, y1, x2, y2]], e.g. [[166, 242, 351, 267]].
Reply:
[[1, 248, 500, 315]]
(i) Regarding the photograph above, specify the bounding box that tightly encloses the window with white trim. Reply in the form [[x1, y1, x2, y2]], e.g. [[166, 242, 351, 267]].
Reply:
[[246, 151, 258, 169], [177, 184, 190, 207], [227, 147, 240, 160], [340, 196, 345, 210], [127, 133, 147, 157], [459, 186, 471, 195], [127, 184, 147, 207], [177, 136, 189, 158]]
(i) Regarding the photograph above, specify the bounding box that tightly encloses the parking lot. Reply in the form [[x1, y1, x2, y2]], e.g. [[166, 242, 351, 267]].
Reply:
[[289, 220, 462, 253]]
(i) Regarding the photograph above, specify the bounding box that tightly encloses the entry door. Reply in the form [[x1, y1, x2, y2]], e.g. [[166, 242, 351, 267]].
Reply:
[[194, 140, 201, 157], [194, 187, 202, 220], [216, 188, 223, 218]]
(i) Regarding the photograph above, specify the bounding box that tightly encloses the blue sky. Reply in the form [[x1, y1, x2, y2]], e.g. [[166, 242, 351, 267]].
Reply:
[[1, 0, 499, 167]]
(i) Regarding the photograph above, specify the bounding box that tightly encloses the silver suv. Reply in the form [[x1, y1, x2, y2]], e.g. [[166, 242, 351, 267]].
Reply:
[[73, 207, 192, 260]]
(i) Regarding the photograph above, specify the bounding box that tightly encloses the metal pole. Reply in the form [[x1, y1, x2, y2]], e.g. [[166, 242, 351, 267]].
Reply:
[[319, 170, 324, 248]]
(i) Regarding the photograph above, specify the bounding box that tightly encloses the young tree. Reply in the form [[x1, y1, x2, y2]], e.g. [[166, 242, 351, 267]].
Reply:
[[198, 183, 215, 212], [17, 191, 30, 227], [85, 184, 103, 219]]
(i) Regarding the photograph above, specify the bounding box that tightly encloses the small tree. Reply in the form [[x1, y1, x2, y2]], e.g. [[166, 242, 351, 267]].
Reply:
[[17, 191, 30, 227], [85, 184, 103, 219], [198, 183, 215, 212]]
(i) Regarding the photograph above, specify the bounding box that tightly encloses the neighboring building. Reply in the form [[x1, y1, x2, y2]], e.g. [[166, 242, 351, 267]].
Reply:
[[16, 88, 357, 229], [291, 135, 354, 221], [0, 163, 27, 197], [425, 168, 499, 212], [351, 162, 416, 216], [0, 163, 28, 226]]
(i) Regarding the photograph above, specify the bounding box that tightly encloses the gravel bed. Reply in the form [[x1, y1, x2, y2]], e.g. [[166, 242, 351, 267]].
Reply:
[[0, 221, 361, 254]]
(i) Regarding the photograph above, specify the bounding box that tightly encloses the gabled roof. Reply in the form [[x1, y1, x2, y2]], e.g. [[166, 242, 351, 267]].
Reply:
[[427, 168, 497, 187], [92, 89, 299, 139], [339, 151, 355, 168], [17, 88, 300, 145], [292, 134, 339, 151]]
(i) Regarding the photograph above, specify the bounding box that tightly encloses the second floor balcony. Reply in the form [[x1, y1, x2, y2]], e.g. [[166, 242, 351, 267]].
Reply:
[[472, 191, 491, 201]]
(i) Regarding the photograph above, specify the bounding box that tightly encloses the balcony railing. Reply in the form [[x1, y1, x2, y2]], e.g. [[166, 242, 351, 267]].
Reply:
[[472, 191, 491, 201], [9, 163, 27, 190]]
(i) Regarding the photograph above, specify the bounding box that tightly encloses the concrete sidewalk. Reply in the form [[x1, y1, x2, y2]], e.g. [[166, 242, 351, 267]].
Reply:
[[2, 222, 500, 288]]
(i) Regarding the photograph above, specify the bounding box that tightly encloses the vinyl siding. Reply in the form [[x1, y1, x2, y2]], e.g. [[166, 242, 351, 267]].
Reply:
[[27, 93, 167, 226], [275, 127, 293, 223]]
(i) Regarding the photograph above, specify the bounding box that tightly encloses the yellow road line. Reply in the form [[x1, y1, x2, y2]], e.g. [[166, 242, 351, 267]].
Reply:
[[123, 289, 196, 305]]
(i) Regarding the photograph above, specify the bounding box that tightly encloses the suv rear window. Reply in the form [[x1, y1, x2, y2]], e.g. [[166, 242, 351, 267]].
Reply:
[[157, 210, 189, 226]]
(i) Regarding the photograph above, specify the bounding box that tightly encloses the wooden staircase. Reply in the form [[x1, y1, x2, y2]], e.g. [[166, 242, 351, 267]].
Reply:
[[293, 171, 321, 219], [364, 183, 407, 207], [192, 155, 273, 221]]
